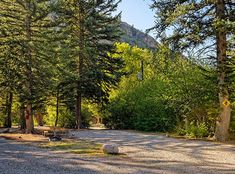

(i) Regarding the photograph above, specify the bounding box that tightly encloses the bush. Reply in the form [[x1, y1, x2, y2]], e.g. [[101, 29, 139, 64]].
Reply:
[[81, 107, 93, 128], [104, 79, 177, 132], [0, 113, 4, 127], [103, 98, 135, 129], [57, 109, 76, 128], [230, 108, 235, 133], [185, 122, 209, 138], [133, 100, 176, 132], [176, 127, 186, 136]]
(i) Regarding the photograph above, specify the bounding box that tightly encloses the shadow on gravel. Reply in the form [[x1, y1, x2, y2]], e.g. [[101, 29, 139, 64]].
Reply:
[[68, 130, 235, 174], [0, 138, 101, 174]]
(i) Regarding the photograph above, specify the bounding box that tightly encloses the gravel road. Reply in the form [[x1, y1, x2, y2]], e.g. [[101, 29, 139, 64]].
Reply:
[[1, 130, 235, 174]]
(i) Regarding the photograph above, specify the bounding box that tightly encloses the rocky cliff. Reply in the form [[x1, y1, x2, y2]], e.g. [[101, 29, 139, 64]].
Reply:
[[120, 22, 157, 49]]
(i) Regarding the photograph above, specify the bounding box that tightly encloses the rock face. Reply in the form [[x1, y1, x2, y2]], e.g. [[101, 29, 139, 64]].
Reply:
[[120, 22, 157, 49], [102, 144, 119, 154]]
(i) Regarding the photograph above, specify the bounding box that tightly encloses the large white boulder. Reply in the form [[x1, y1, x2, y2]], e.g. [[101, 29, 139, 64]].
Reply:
[[102, 144, 119, 154]]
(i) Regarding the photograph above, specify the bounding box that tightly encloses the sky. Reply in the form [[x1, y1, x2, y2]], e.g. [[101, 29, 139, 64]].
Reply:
[[116, 0, 155, 35]]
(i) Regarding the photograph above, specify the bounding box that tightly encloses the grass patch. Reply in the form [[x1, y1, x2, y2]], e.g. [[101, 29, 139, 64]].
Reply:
[[40, 140, 127, 156], [40, 140, 104, 156]]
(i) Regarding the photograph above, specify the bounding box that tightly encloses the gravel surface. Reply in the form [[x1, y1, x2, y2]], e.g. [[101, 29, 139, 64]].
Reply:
[[1, 130, 235, 174]]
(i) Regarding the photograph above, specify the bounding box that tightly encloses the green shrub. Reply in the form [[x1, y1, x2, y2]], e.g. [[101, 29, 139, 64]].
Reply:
[[0, 113, 4, 127], [176, 127, 186, 136], [58, 109, 76, 128], [81, 107, 93, 128], [185, 122, 209, 138], [230, 108, 235, 133], [103, 98, 135, 129], [104, 79, 177, 132], [133, 100, 176, 132]]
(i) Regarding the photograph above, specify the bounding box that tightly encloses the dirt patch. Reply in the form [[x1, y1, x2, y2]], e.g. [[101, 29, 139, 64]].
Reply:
[[0, 132, 120, 157], [0, 133, 48, 142]]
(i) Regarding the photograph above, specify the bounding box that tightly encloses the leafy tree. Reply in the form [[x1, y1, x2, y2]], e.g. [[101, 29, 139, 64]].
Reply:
[[155, 45, 219, 136], [150, 0, 235, 141], [105, 43, 217, 135]]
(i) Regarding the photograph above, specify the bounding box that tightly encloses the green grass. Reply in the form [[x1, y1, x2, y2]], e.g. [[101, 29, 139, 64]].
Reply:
[[40, 140, 104, 155]]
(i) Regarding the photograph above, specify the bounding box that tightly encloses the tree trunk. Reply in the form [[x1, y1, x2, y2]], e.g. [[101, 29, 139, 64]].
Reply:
[[20, 104, 26, 130], [7, 92, 13, 127], [25, 104, 34, 134], [55, 88, 59, 127], [76, 0, 85, 129], [76, 83, 82, 129], [25, 1, 34, 133], [4, 92, 13, 128], [214, 0, 231, 141]]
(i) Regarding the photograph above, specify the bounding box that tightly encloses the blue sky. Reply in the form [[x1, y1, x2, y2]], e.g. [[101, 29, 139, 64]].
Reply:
[[116, 0, 155, 34]]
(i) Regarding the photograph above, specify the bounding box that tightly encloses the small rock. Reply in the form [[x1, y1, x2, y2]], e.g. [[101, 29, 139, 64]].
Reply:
[[102, 144, 119, 154]]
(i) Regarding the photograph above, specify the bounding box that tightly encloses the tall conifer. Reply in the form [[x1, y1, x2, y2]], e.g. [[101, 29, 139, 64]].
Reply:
[[56, 0, 124, 128]]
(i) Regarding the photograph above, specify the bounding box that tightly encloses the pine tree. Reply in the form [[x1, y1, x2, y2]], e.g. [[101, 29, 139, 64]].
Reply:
[[150, 0, 235, 141], [55, 0, 124, 129], [0, 0, 21, 128], [0, 0, 57, 133]]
